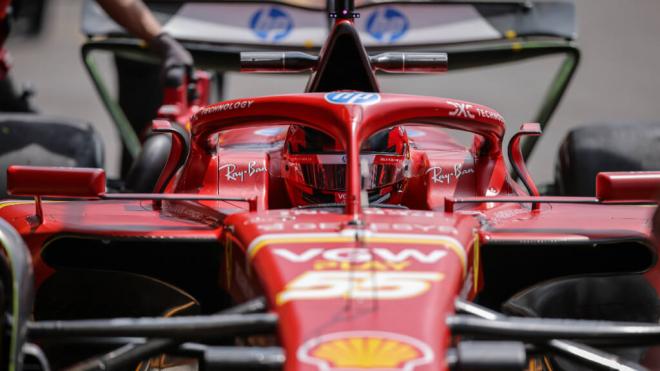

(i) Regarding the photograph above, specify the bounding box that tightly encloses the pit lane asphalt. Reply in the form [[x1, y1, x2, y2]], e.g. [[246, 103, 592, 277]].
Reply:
[[7, 0, 660, 184]]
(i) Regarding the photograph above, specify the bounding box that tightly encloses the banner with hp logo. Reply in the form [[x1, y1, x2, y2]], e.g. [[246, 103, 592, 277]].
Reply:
[[365, 7, 409, 43], [249, 7, 294, 42]]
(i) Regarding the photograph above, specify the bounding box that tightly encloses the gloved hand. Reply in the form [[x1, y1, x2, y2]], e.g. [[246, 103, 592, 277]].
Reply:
[[150, 32, 193, 86]]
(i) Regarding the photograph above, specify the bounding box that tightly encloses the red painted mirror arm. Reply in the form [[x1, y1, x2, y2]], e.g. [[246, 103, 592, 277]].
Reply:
[[508, 123, 542, 210]]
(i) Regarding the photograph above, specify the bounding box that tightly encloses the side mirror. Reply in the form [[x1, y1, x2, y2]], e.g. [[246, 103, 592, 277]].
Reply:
[[596, 172, 660, 203], [7, 166, 105, 198]]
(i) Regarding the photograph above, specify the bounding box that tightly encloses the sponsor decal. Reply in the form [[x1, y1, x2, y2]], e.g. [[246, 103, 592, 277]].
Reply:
[[276, 271, 443, 304], [426, 163, 475, 184], [447, 101, 475, 119], [325, 92, 381, 106], [298, 331, 434, 371], [219, 160, 267, 182], [474, 107, 505, 123], [256, 222, 455, 234], [249, 7, 294, 42], [365, 7, 409, 43], [274, 246, 448, 271], [362, 209, 438, 218], [251, 209, 440, 218], [247, 232, 466, 272], [203, 100, 254, 115], [311, 260, 409, 272], [274, 247, 447, 264], [446, 101, 504, 123]]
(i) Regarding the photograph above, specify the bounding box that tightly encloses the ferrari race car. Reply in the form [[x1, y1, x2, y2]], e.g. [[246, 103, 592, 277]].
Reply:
[[1, 1, 660, 371]]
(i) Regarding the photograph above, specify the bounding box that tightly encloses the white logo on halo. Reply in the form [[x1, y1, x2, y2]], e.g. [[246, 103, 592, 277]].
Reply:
[[325, 92, 381, 106], [447, 101, 475, 119]]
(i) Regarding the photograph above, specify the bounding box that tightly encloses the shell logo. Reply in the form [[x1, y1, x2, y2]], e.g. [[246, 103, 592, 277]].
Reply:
[[314, 338, 419, 367], [298, 331, 434, 371]]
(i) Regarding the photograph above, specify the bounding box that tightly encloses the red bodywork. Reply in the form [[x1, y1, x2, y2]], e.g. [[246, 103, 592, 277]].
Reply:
[[1, 16, 658, 371], [1, 92, 657, 370]]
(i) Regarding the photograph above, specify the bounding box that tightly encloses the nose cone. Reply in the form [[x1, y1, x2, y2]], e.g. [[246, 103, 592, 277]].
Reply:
[[242, 211, 475, 371]]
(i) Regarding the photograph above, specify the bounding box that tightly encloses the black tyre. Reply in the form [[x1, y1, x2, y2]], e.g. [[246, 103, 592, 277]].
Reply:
[[124, 133, 172, 193], [504, 275, 660, 370], [555, 122, 660, 196], [0, 254, 8, 371]]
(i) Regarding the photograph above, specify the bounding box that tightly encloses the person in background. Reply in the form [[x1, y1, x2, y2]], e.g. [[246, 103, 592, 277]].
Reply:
[[96, 0, 192, 77], [96, 0, 194, 175], [0, 0, 37, 112]]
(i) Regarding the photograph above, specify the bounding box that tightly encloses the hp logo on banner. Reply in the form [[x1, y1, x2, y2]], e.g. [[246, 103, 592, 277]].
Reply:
[[365, 7, 409, 43], [249, 7, 294, 42], [325, 92, 381, 106]]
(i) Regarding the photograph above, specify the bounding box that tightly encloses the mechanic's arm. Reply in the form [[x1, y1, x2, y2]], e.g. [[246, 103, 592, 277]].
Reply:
[[96, 0, 193, 73]]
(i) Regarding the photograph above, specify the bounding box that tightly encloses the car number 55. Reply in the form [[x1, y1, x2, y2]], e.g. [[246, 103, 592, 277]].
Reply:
[[276, 271, 443, 304]]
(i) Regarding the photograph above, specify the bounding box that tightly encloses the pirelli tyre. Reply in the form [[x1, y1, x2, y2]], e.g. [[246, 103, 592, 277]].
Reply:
[[0, 114, 104, 197], [555, 122, 660, 196]]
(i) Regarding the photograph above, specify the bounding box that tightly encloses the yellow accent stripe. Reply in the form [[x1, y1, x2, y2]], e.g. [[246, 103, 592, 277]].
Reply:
[[249, 236, 354, 260], [163, 301, 196, 318], [0, 200, 63, 211], [0, 201, 34, 210]]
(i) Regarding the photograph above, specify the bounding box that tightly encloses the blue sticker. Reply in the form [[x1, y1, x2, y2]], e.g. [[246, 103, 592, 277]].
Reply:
[[365, 7, 409, 43], [249, 7, 294, 42], [325, 92, 381, 106]]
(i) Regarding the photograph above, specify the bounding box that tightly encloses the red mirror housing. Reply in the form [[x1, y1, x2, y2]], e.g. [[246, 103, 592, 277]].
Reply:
[[596, 172, 660, 203], [7, 166, 106, 198]]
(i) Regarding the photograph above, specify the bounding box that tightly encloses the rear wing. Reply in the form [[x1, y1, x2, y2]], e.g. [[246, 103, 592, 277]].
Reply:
[[81, 0, 578, 161], [82, 0, 576, 48]]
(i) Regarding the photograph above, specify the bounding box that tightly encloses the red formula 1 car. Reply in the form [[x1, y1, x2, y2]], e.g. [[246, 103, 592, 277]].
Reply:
[[1, 1, 660, 371]]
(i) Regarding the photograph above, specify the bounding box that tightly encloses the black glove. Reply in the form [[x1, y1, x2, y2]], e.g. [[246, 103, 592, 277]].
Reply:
[[150, 32, 193, 86]]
